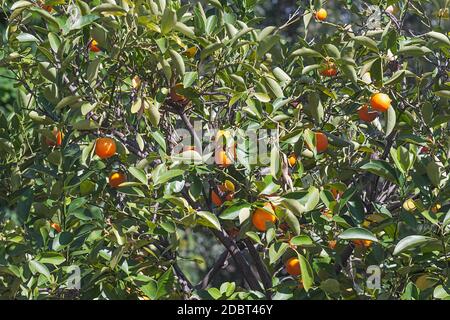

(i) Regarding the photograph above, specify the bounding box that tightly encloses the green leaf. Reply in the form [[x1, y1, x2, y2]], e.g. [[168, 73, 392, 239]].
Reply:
[[298, 254, 314, 292], [155, 267, 175, 299], [291, 47, 323, 58], [183, 72, 198, 88], [197, 211, 222, 231], [268, 242, 289, 264], [38, 252, 66, 265], [397, 46, 432, 57], [220, 203, 251, 220], [360, 160, 398, 184], [385, 104, 396, 136], [338, 227, 378, 242], [92, 3, 126, 15], [11, 1, 33, 11], [426, 162, 442, 187], [169, 49, 185, 76], [425, 31, 450, 47], [290, 235, 313, 246], [200, 42, 223, 60], [153, 169, 184, 185], [353, 36, 379, 52], [73, 119, 100, 131], [29, 260, 51, 280], [393, 235, 436, 255], [128, 167, 148, 185], [56, 95, 81, 110], [16, 33, 40, 43], [161, 8, 177, 35], [434, 90, 450, 99]]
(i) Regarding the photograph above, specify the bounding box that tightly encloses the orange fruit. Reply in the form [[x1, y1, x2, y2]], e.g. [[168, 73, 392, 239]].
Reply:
[[51, 222, 61, 233], [41, 5, 53, 12], [95, 137, 116, 159], [314, 132, 328, 153], [353, 240, 372, 248], [358, 104, 378, 122], [211, 190, 223, 207], [328, 240, 337, 250], [132, 75, 141, 89], [252, 203, 277, 232], [184, 46, 198, 58], [285, 257, 301, 276], [89, 39, 101, 52], [223, 180, 235, 192], [330, 188, 343, 200], [215, 149, 233, 168], [321, 208, 333, 219], [316, 8, 328, 21], [370, 93, 391, 112], [320, 61, 337, 77], [170, 83, 187, 103], [109, 172, 126, 188], [45, 129, 63, 147], [288, 153, 297, 167]]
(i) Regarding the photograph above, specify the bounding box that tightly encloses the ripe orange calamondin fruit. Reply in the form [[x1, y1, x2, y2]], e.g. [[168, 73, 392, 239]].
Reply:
[[320, 61, 338, 77], [252, 202, 277, 232], [370, 93, 392, 112], [51, 222, 61, 233], [285, 257, 301, 276], [312, 132, 328, 153], [89, 39, 101, 52], [315, 8, 328, 21], [95, 137, 116, 159], [211, 190, 223, 207], [353, 239, 372, 248], [358, 104, 378, 122], [45, 128, 63, 147], [288, 153, 297, 167], [109, 172, 126, 188]]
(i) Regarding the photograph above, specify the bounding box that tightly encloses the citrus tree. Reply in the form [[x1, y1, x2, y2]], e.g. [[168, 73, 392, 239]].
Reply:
[[0, 0, 449, 300]]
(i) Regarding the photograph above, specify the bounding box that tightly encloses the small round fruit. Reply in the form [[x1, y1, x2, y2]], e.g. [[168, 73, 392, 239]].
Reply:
[[403, 198, 416, 212], [431, 204, 441, 213], [45, 129, 63, 147], [316, 8, 328, 21], [288, 153, 297, 167], [132, 75, 141, 89], [89, 39, 101, 53], [315, 132, 328, 153], [285, 257, 301, 276], [95, 137, 117, 159], [320, 62, 337, 77], [252, 203, 277, 232], [370, 93, 392, 112], [215, 149, 233, 168], [211, 190, 223, 207], [41, 5, 53, 12], [51, 222, 61, 233], [328, 240, 337, 250], [358, 105, 378, 122], [184, 46, 198, 58], [223, 180, 235, 193], [109, 172, 126, 188], [353, 239, 372, 248]]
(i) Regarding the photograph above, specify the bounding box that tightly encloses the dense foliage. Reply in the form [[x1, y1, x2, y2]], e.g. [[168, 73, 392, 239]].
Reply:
[[0, 0, 449, 300]]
